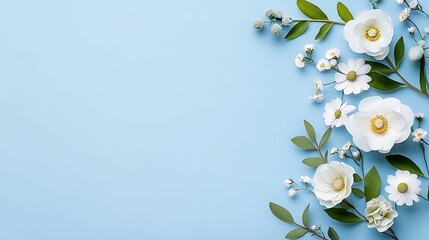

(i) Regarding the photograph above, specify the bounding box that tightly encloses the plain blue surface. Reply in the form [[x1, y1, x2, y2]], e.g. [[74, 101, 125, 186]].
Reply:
[[0, 0, 428, 239]]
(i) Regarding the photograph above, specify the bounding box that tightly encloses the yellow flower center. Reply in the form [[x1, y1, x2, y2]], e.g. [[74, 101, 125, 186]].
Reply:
[[334, 109, 342, 119], [370, 115, 388, 134], [365, 26, 381, 42], [332, 178, 345, 191], [346, 71, 357, 82], [397, 182, 408, 193]]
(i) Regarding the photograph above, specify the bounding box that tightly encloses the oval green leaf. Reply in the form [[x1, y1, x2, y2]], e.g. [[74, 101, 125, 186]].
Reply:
[[302, 157, 325, 168], [368, 72, 405, 91], [324, 208, 364, 223], [337, 2, 353, 22], [319, 127, 332, 148], [352, 188, 364, 198], [269, 202, 295, 224], [304, 120, 316, 142], [286, 228, 308, 239], [297, 0, 328, 20], [366, 61, 394, 75], [386, 154, 425, 177], [291, 136, 316, 150], [285, 21, 309, 40], [353, 173, 362, 183], [420, 58, 428, 94], [315, 23, 333, 40], [328, 227, 340, 240], [394, 37, 405, 68], [302, 204, 310, 227], [364, 166, 381, 202]]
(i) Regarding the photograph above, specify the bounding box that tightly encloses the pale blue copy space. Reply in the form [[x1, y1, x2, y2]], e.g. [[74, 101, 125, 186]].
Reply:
[[0, 0, 427, 239]]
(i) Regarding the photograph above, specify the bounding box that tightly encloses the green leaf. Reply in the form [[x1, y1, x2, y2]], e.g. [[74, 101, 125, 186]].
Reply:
[[319, 127, 332, 148], [285, 21, 309, 40], [304, 120, 316, 142], [337, 2, 353, 22], [353, 173, 362, 183], [386, 155, 425, 177], [285, 228, 308, 239], [338, 201, 351, 209], [297, 0, 328, 20], [328, 227, 340, 240], [291, 136, 316, 150], [364, 166, 381, 202], [427, 185, 429, 200], [315, 23, 333, 40], [420, 58, 428, 94], [368, 72, 405, 91], [324, 150, 328, 161], [394, 37, 405, 68], [302, 157, 325, 167], [269, 202, 295, 224], [324, 208, 364, 223], [302, 204, 310, 227], [352, 188, 364, 198], [366, 61, 394, 75]]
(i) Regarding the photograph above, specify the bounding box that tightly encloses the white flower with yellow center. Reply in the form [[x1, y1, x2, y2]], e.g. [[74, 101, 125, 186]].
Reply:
[[334, 58, 372, 95], [295, 53, 305, 68], [399, 8, 410, 22], [325, 48, 340, 60], [312, 161, 355, 208], [412, 128, 427, 142], [385, 170, 421, 206], [323, 98, 356, 127], [343, 9, 393, 60], [365, 196, 398, 232], [346, 97, 414, 153], [316, 58, 331, 72]]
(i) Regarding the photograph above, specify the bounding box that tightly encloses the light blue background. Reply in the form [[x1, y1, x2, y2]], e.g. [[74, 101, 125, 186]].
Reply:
[[0, 0, 427, 239]]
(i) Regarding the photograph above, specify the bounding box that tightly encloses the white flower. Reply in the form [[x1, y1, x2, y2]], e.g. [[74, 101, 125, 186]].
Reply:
[[334, 58, 372, 95], [346, 97, 414, 153], [300, 176, 312, 183], [253, 18, 265, 30], [323, 98, 356, 127], [330, 59, 338, 67], [274, 11, 283, 19], [365, 196, 398, 232], [304, 44, 315, 53], [311, 225, 319, 231], [338, 150, 346, 159], [295, 53, 305, 68], [316, 59, 331, 72], [330, 147, 338, 155], [314, 80, 323, 92], [265, 9, 276, 19], [410, 0, 419, 8], [412, 128, 427, 142], [284, 178, 293, 187], [288, 188, 297, 197], [342, 141, 351, 150], [425, 27, 429, 34], [271, 23, 282, 36], [352, 151, 361, 159], [385, 170, 422, 206], [399, 8, 410, 22], [325, 48, 341, 59], [312, 161, 355, 208], [417, 40, 426, 47], [343, 9, 393, 60], [415, 112, 424, 120], [310, 93, 324, 103], [409, 45, 424, 61], [408, 27, 415, 34], [397, 0, 404, 3], [282, 17, 292, 26]]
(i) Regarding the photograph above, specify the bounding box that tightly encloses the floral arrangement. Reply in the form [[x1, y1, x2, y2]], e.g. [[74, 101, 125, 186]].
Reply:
[[253, 0, 429, 239]]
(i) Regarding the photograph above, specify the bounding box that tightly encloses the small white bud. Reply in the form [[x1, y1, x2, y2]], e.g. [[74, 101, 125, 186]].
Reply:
[[310, 93, 324, 103], [304, 44, 315, 53], [325, 48, 341, 59], [342, 141, 351, 150], [399, 8, 410, 22], [288, 188, 297, 197], [408, 27, 415, 34], [300, 176, 312, 183], [397, 0, 404, 4], [425, 27, 429, 34], [409, 45, 424, 61], [352, 151, 361, 160], [265, 9, 276, 19], [311, 225, 319, 231], [314, 80, 323, 92], [274, 11, 283, 19], [282, 17, 292, 26], [412, 128, 427, 142], [410, 0, 419, 8], [417, 40, 426, 47], [253, 18, 265, 30], [330, 147, 338, 155], [271, 23, 282, 36], [284, 178, 293, 187], [415, 113, 424, 120], [338, 150, 346, 159], [316, 59, 331, 72], [295, 53, 305, 68], [330, 59, 338, 67]]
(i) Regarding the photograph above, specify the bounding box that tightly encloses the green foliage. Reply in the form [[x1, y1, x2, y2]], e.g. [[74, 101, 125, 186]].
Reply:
[[394, 37, 405, 68], [286, 228, 308, 239], [386, 154, 425, 177], [368, 72, 405, 91], [315, 23, 333, 40], [291, 136, 315, 150], [420, 58, 428, 94], [324, 208, 364, 223], [319, 127, 332, 148], [269, 202, 295, 224], [285, 21, 309, 40], [336, 2, 353, 22], [328, 227, 340, 240], [366, 61, 395, 75], [302, 157, 325, 167], [297, 0, 328, 20], [352, 188, 364, 198], [304, 120, 316, 142], [353, 173, 362, 183], [364, 166, 381, 202], [302, 204, 310, 227]]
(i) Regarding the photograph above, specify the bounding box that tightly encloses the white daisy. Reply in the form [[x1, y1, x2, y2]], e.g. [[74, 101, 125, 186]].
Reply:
[[412, 128, 427, 142], [325, 48, 341, 60], [316, 59, 331, 72], [385, 170, 421, 206], [295, 53, 305, 68], [334, 58, 372, 95], [323, 98, 356, 127]]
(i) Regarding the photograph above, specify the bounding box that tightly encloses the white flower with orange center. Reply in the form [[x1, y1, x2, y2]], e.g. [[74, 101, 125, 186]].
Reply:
[[343, 9, 393, 60], [312, 161, 355, 208], [346, 97, 414, 153]]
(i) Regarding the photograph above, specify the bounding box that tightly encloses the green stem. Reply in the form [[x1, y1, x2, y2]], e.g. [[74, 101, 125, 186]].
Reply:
[[385, 56, 429, 98], [418, 194, 429, 201], [293, 223, 328, 240], [292, 19, 345, 25], [421, 142, 429, 176]]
